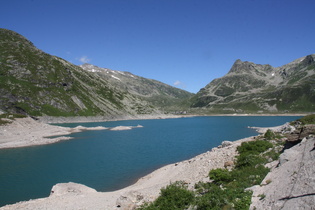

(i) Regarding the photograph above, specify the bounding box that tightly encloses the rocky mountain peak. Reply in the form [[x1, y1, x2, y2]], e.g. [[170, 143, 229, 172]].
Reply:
[[227, 59, 244, 74], [191, 54, 315, 112], [228, 58, 276, 76], [227, 59, 263, 74]]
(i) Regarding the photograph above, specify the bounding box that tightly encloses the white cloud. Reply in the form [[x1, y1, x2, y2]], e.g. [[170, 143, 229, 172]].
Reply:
[[79, 56, 91, 63], [174, 80, 186, 89], [174, 80, 181, 86]]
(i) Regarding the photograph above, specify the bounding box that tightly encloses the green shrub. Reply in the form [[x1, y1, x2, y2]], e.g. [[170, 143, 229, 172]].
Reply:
[[264, 149, 280, 161], [194, 183, 228, 210], [231, 165, 270, 188], [264, 129, 276, 140], [139, 181, 194, 210], [194, 181, 252, 210], [209, 168, 233, 184], [235, 153, 267, 168], [237, 140, 273, 155], [263, 129, 283, 140]]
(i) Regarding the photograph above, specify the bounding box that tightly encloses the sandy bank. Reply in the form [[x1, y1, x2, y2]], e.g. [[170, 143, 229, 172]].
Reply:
[[249, 122, 296, 134], [37, 114, 195, 124], [0, 113, 194, 148], [0, 117, 142, 149], [36, 113, 308, 124]]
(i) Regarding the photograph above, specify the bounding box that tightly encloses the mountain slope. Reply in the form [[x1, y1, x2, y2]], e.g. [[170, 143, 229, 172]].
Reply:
[[80, 64, 193, 110], [0, 28, 192, 117], [191, 55, 315, 113]]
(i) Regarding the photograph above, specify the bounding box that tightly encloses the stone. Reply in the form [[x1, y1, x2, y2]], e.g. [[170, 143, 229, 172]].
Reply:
[[50, 182, 97, 197], [221, 141, 233, 148], [116, 191, 144, 210], [224, 161, 234, 168], [278, 146, 299, 166]]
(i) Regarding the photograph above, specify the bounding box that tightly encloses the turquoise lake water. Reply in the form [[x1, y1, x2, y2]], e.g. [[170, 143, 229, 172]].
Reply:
[[0, 116, 301, 206]]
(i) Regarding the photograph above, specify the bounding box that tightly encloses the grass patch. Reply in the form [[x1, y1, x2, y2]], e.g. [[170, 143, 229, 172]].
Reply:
[[297, 114, 315, 125]]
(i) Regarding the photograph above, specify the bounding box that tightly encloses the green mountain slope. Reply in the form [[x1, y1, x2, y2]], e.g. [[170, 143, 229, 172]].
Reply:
[[0, 28, 193, 117], [191, 55, 315, 113], [80, 64, 193, 110]]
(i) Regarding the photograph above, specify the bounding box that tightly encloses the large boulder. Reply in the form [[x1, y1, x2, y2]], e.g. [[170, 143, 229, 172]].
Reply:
[[50, 182, 97, 197]]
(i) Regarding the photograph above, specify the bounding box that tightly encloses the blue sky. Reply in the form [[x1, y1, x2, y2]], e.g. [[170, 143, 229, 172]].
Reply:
[[1, 0, 315, 93]]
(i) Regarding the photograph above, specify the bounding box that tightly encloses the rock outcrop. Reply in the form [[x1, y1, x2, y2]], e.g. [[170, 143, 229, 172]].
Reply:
[[250, 136, 315, 209], [50, 182, 97, 197]]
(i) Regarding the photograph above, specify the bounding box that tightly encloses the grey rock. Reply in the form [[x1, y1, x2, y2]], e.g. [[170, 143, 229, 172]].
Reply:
[[250, 137, 315, 210], [221, 141, 233, 147]]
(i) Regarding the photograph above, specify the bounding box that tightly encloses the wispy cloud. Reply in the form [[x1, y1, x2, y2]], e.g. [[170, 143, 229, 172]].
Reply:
[[78, 56, 91, 63], [174, 80, 181, 86], [174, 80, 186, 89]]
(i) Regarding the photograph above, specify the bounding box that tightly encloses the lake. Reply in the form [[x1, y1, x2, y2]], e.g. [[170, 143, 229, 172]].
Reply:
[[0, 116, 301, 206]]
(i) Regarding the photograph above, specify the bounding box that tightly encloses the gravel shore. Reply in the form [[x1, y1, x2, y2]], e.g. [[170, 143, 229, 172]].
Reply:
[[0, 117, 147, 149]]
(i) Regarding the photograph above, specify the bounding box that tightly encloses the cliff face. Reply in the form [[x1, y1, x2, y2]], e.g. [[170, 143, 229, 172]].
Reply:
[[191, 55, 315, 113], [250, 134, 315, 209], [0, 29, 193, 117]]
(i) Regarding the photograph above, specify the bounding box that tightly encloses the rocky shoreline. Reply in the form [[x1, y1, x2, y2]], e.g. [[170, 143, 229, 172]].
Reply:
[[37, 114, 194, 124], [0, 117, 146, 149], [37, 113, 307, 124]]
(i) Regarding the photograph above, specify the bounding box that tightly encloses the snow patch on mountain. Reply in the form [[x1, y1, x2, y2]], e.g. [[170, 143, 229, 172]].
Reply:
[[111, 75, 121, 81]]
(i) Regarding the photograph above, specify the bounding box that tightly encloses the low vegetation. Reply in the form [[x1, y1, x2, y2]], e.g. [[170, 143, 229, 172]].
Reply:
[[296, 114, 315, 125], [0, 113, 27, 125], [139, 181, 194, 210], [139, 133, 282, 210]]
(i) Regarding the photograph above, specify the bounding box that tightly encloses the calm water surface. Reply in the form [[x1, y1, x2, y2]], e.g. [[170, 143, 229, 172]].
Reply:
[[0, 116, 300, 206]]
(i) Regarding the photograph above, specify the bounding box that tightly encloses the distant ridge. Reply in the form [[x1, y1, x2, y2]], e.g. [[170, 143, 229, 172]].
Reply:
[[191, 54, 315, 113]]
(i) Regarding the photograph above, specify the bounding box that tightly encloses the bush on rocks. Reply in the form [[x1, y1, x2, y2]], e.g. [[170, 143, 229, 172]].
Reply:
[[297, 114, 315, 125], [264, 129, 276, 140], [139, 181, 194, 210], [140, 137, 280, 210]]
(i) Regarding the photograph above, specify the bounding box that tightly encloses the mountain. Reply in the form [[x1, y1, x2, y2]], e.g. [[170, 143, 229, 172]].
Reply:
[[80, 64, 193, 110], [191, 55, 315, 113], [0, 28, 193, 117]]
